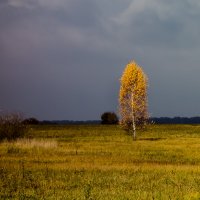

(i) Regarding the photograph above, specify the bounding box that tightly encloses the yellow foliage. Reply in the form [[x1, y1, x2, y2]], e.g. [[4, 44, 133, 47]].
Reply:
[[119, 60, 148, 132]]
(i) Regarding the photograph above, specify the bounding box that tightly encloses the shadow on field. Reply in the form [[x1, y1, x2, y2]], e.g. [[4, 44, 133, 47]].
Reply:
[[138, 138, 166, 141]]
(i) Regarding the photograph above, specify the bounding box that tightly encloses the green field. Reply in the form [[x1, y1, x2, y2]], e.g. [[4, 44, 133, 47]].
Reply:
[[1, 124, 200, 199]]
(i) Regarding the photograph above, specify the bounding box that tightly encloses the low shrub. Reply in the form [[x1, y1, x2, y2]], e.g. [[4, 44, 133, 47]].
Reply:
[[0, 113, 28, 141]]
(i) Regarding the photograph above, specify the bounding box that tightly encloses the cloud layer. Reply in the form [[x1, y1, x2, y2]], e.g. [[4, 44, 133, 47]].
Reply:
[[1, 0, 200, 120]]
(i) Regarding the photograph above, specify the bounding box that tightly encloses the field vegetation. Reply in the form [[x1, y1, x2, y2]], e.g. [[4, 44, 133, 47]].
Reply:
[[1, 124, 200, 199]]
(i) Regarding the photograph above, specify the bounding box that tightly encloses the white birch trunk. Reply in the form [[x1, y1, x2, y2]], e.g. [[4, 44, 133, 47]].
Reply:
[[131, 93, 136, 140]]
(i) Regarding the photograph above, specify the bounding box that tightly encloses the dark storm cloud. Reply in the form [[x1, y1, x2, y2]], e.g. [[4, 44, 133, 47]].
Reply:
[[1, 0, 200, 120]]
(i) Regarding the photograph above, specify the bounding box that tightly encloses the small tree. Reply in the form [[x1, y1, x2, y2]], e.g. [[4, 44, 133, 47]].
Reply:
[[101, 112, 119, 124], [23, 117, 40, 125], [0, 113, 27, 141], [119, 60, 148, 139]]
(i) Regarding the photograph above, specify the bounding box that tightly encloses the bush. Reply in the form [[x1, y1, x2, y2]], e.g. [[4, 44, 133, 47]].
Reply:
[[23, 117, 40, 125], [101, 112, 119, 125], [0, 113, 28, 141]]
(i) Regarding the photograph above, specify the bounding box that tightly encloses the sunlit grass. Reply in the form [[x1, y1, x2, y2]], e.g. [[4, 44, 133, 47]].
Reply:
[[6, 138, 58, 149], [1, 124, 200, 199]]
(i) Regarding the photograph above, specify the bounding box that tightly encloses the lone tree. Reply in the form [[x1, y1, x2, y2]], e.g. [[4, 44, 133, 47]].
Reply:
[[101, 112, 119, 124], [119, 60, 148, 140]]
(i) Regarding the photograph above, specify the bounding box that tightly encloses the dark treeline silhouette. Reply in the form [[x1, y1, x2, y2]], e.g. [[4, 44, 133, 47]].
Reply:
[[40, 120, 101, 125], [36, 117, 200, 125], [151, 117, 200, 124], [23, 118, 40, 125]]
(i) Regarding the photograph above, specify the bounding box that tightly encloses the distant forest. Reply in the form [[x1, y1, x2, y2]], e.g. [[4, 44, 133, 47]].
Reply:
[[151, 117, 200, 124], [40, 117, 200, 125]]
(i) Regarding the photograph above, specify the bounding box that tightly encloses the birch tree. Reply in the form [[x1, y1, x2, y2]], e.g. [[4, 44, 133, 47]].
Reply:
[[119, 60, 148, 140]]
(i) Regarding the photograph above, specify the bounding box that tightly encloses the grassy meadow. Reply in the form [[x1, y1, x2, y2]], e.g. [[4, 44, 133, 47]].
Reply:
[[1, 124, 200, 199]]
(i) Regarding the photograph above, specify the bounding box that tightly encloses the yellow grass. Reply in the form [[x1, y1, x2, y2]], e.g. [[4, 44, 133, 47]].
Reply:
[[1, 124, 200, 199]]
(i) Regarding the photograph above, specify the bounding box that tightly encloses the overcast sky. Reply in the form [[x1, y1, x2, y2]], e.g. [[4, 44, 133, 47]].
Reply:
[[1, 0, 200, 120]]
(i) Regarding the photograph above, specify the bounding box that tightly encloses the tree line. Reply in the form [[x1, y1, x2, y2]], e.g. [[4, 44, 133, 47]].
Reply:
[[152, 117, 200, 124]]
